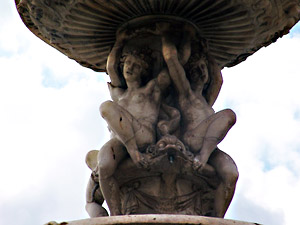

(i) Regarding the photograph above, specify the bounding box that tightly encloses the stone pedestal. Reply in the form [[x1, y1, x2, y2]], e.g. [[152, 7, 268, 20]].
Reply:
[[46, 215, 259, 225]]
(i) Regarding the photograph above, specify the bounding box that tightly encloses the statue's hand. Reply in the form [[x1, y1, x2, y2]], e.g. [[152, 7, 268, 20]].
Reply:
[[131, 151, 149, 169], [156, 22, 171, 35], [193, 155, 209, 172]]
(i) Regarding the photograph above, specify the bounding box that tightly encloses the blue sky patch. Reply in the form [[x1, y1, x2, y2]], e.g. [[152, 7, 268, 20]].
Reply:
[[294, 110, 300, 120], [258, 142, 275, 172], [290, 21, 300, 36], [0, 48, 13, 58], [96, 72, 109, 82], [262, 157, 274, 173], [41, 67, 67, 89]]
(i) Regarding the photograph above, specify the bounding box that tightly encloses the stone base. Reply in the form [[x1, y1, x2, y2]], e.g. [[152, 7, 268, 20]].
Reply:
[[114, 138, 220, 216], [46, 215, 259, 225]]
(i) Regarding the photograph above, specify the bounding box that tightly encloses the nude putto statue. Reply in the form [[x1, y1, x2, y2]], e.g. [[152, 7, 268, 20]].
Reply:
[[160, 24, 238, 217], [88, 22, 238, 218], [98, 30, 171, 215]]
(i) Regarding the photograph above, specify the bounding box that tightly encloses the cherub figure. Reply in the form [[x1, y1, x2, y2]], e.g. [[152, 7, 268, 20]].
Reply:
[[160, 23, 238, 217], [98, 31, 169, 215], [85, 150, 108, 217]]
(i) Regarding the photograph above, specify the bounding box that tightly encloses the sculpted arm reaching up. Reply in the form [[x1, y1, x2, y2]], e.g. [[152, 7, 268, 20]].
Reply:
[[106, 31, 130, 101], [107, 31, 128, 88], [160, 24, 238, 218], [161, 32, 192, 97]]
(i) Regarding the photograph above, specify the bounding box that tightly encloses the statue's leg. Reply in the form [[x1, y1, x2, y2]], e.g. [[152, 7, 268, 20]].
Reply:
[[100, 100, 136, 144], [86, 202, 109, 217], [200, 109, 236, 163], [85, 177, 109, 217], [208, 148, 239, 218], [185, 109, 236, 169], [98, 138, 127, 215], [100, 100, 154, 167]]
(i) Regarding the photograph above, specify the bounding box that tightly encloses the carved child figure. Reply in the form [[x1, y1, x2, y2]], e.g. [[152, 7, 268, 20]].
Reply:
[[85, 150, 108, 217], [96, 24, 238, 217], [98, 32, 169, 215], [160, 23, 238, 217]]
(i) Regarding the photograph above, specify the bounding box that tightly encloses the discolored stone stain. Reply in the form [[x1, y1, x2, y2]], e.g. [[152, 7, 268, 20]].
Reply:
[[119, 116, 123, 129], [111, 147, 116, 160], [101, 111, 107, 118]]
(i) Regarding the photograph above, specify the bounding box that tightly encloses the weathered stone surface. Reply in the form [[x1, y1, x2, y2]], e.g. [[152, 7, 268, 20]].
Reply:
[[93, 23, 239, 217], [86, 146, 221, 216], [16, 0, 300, 72], [45, 215, 259, 225], [16, 0, 299, 222]]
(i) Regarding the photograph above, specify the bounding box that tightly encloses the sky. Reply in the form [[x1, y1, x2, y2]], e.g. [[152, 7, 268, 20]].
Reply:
[[1, 1, 300, 225]]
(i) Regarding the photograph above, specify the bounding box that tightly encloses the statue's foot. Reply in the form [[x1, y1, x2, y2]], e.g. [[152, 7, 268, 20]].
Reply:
[[131, 152, 149, 169], [86, 203, 109, 217], [193, 154, 209, 172]]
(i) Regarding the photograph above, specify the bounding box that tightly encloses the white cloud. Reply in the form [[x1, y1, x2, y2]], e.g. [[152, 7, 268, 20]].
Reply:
[[0, 2, 111, 224], [216, 35, 300, 224]]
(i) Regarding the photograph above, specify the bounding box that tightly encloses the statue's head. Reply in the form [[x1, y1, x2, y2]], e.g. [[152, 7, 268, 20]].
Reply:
[[120, 49, 153, 84], [187, 53, 209, 87], [185, 38, 211, 91], [186, 39, 223, 106]]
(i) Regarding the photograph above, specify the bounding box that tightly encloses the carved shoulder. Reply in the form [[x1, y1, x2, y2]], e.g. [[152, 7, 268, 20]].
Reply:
[[144, 79, 157, 94], [107, 82, 125, 102]]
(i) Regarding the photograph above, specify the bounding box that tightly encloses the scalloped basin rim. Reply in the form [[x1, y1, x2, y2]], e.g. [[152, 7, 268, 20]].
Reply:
[[16, 0, 300, 74]]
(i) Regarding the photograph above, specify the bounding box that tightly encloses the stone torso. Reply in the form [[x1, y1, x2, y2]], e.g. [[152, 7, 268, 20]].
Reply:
[[179, 90, 215, 132], [118, 80, 161, 127]]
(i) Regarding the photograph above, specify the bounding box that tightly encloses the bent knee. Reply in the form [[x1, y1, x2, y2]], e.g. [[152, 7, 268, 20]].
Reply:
[[99, 100, 114, 118], [221, 166, 239, 186], [223, 109, 237, 126]]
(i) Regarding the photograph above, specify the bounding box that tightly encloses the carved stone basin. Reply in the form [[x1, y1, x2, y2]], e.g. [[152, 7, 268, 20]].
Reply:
[[115, 157, 219, 216], [16, 0, 300, 72], [111, 136, 219, 216]]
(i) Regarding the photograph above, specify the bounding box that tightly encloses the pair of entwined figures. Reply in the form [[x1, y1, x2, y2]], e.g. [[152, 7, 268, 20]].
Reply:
[[86, 23, 238, 218]]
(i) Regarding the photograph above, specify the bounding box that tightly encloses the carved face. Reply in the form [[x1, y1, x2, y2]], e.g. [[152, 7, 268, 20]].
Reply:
[[198, 59, 209, 83], [123, 55, 145, 83], [189, 58, 209, 85]]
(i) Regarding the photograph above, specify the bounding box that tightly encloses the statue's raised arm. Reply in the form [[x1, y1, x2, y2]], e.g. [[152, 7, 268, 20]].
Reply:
[[160, 26, 192, 96], [160, 22, 238, 218], [106, 30, 131, 88]]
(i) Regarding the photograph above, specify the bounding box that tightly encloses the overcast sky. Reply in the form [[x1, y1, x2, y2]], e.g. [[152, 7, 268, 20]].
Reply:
[[1, 1, 300, 225]]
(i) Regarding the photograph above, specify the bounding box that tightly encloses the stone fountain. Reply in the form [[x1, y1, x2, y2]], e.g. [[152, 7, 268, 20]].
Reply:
[[16, 0, 300, 224]]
